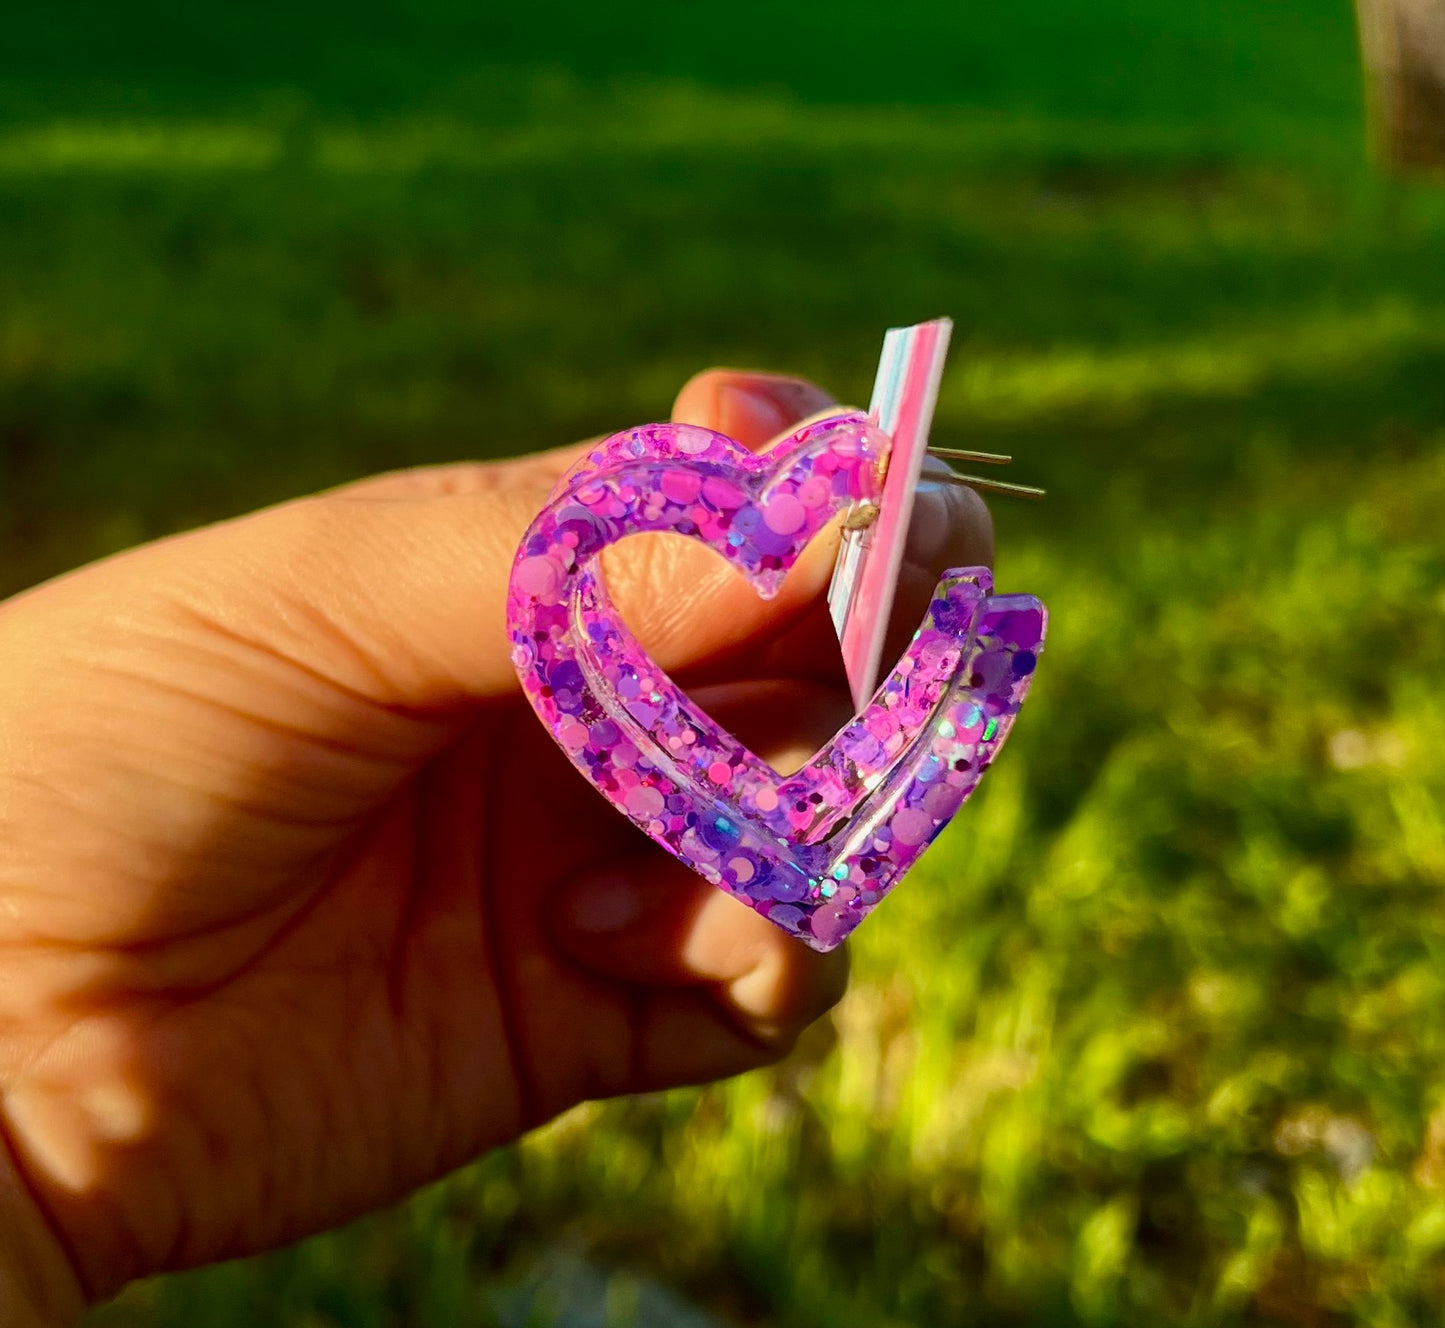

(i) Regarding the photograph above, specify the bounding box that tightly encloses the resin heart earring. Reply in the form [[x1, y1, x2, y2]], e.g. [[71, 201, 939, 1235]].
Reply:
[[507, 323, 1047, 952]]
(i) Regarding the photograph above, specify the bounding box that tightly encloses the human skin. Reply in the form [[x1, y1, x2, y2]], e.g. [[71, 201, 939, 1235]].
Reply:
[[0, 370, 991, 1325]]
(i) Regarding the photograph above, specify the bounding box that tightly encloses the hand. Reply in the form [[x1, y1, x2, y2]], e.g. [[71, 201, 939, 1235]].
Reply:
[[0, 371, 991, 1324]]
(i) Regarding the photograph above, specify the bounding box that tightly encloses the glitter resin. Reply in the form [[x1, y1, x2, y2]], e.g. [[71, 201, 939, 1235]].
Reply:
[[507, 414, 1047, 952]]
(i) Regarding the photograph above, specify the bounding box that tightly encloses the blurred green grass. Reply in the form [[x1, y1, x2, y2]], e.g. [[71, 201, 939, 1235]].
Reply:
[[5, 1, 1445, 1324]]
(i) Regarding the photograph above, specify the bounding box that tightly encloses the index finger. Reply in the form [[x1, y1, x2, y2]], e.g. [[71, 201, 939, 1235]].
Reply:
[[322, 438, 602, 502]]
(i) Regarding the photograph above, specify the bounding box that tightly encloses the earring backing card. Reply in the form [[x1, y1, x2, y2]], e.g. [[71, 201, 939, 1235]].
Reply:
[[828, 318, 953, 712]]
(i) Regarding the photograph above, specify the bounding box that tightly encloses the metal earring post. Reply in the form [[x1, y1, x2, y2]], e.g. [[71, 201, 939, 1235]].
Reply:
[[925, 445, 1045, 499], [926, 446, 1014, 466], [935, 473, 1047, 500]]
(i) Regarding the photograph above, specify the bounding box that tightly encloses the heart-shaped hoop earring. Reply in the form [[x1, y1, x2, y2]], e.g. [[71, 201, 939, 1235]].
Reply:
[[506, 412, 1046, 952]]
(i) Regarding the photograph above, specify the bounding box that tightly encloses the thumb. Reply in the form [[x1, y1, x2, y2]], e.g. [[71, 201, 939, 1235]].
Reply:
[[671, 368, 840, 448], [601, 369, 845, 673]]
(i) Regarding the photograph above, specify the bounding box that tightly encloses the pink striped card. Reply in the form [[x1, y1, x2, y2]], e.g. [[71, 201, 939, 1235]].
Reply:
[[827, 318, 953, 710]]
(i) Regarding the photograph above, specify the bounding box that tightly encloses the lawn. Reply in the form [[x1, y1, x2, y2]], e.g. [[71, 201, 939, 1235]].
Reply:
[[5, 1, 1445, 1323]]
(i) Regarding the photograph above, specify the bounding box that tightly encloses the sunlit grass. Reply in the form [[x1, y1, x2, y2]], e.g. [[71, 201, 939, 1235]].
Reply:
[[5, 5, 1445, 1324], [0, 94, 1362, 182], [0, 122, 281, 172], [943, 302, 1445, 420]]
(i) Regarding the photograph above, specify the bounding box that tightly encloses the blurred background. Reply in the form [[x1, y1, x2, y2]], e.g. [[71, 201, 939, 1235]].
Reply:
[[5, 1, 1444, 1323]]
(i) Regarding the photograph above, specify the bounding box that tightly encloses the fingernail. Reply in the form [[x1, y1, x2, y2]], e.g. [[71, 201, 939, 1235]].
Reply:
[[905, 460, 994, 572], [716, 381, 794, 444], [561, 874, 641, 934], [907, 466, 955, 566]]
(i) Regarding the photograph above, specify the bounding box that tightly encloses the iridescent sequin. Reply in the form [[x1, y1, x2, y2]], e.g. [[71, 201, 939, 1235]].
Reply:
[[507, 414, 1047, 952]]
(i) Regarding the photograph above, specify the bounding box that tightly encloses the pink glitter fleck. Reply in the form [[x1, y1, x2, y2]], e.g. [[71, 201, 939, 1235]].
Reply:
[[762, 493, 807, 535], [513, 555, 563, 602], [625, 786, 666, 819]]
